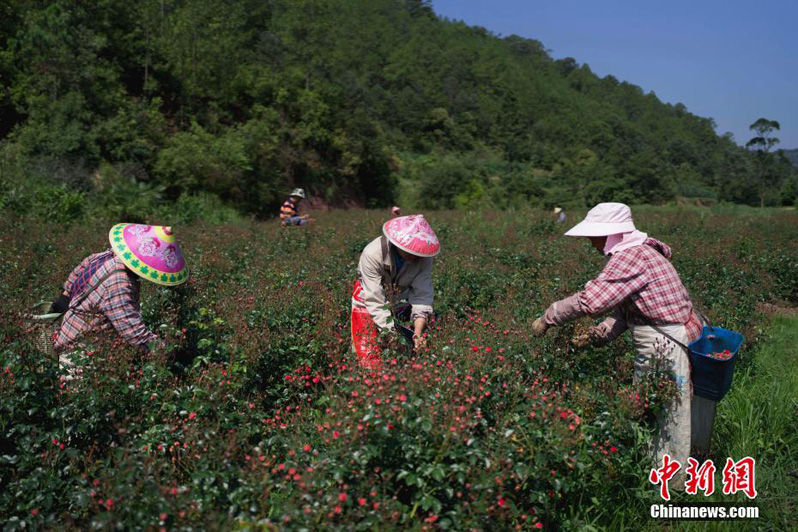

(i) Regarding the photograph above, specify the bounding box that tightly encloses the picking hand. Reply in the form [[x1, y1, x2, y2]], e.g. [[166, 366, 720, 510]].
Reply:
[[531, 317, 549, 337], [571, 330, 593, 349], [413, 333, 427, 354]]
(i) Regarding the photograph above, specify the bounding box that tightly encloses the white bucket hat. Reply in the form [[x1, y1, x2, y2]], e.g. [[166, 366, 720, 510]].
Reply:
[[290, 188, 306, 199], [564, 203, 636, 237]]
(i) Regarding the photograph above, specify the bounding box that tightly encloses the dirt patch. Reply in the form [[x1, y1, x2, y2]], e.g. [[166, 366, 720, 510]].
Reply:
[[757, 302, 798, 316]]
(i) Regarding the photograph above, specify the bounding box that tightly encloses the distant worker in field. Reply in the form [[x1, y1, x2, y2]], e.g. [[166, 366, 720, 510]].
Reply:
[[531, 203, 701, 469], [553, 207, 566, 223], [351, 215, 439, 369], [50, 224, 188, 378], [280, 188, 314, 226]]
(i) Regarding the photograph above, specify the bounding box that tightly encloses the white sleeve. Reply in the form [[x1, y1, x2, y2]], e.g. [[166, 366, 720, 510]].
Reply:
[[409, 258, 434, 321], [358, 247, 394, 330]]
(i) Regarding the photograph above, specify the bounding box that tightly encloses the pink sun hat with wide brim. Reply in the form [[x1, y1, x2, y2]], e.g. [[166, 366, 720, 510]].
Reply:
[[383, 215, 440, 257], [109, 223, 189, 286], [564, 202, 637, 237]]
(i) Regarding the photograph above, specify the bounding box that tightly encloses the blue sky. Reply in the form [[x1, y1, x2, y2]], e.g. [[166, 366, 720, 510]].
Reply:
[[432, 0, 798, 149]]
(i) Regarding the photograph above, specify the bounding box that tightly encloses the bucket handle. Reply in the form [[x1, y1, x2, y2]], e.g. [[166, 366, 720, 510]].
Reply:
[[695, 307, 715, 332], [650, 324, 692, 354], [648, 305, 715, 350]]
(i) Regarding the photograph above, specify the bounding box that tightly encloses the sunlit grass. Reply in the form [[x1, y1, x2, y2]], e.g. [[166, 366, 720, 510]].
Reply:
[[601, 315, 798, 531]]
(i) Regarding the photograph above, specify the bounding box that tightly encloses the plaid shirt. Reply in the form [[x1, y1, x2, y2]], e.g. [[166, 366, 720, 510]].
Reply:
[[545, 238, 701, 341], [54, 250, 158, 352]]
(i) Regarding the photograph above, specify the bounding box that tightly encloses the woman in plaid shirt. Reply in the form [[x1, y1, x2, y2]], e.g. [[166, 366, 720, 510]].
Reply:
[[51, 224, 188, 378], [54, 250, 160, 353], [532, 203, 701, 471]]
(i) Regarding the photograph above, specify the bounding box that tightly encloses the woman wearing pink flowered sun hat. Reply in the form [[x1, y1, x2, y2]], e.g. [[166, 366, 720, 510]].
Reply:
[[351, 214, 440, 369], [48, 224, 188, 379]]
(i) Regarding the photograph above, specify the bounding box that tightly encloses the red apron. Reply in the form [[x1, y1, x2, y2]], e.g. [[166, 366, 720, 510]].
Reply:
[[351, 279, 383, 369]]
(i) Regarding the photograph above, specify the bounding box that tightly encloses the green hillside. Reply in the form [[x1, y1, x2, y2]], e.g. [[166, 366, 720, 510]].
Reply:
[[782, 149, 798, 167], [1, 0, 796, 220]]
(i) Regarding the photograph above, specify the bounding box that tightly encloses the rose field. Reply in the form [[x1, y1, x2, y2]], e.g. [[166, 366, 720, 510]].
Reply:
[[1, 207, 798, 531]]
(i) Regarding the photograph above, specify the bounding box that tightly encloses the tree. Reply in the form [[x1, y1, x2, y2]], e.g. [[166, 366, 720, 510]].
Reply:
[[0, 0, 768, 217], [745, 118, 780, 153], [746, 118, 782, 206]]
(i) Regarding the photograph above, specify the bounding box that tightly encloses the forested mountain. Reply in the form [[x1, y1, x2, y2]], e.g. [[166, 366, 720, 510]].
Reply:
[[1, 0, 796, 220], [783, 149, 798, 168]]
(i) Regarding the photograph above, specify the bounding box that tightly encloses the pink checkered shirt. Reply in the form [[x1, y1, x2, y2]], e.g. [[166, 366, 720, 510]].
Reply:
[[545, 238, 701, 341], [54, 250, 158, 352]]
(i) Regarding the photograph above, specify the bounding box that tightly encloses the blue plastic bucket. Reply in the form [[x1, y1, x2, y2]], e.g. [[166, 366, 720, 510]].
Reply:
[[688, 326, 744, 402]]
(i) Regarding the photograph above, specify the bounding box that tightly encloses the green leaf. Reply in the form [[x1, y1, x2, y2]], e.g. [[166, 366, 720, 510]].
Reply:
[[421, 494, 441, 513]]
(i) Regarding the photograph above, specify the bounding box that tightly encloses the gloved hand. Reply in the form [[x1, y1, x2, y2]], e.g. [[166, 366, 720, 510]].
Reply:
[[571, 329, 593, 349], [49, 293, 71, 314], [531, 317, 549, 337]]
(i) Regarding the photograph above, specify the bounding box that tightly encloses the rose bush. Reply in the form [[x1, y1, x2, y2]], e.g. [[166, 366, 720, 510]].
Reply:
[[1, 208, 796, 529]]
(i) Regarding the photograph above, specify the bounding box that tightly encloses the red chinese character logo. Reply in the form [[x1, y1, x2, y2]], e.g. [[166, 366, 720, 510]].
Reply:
[[649, 454, 682, 501], [722, 457, 757, 499], [685, 457, 716, 496]]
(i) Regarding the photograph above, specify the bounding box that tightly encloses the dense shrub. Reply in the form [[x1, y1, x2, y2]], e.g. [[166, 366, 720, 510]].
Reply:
[[1, 208, 795, 529], [3, 0, 794, 217]]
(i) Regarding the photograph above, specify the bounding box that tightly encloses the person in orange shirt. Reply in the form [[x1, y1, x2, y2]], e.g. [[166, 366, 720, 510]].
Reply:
[[280, 189, 314, 226]]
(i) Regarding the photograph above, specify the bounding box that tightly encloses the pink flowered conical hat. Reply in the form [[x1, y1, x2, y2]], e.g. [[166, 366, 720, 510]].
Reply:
[[382, 215, 440, 257], [108, 223, 189, 286]]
